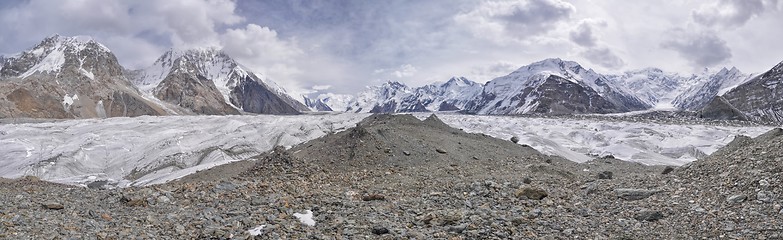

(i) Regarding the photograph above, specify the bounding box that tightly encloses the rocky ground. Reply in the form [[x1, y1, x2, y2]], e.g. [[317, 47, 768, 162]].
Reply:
[[0, 114, 781, 239]]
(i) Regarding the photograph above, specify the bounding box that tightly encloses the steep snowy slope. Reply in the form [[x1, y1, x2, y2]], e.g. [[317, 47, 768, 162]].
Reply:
[[607, 68, 691, 108], [672, 67, 751, 110], [0, 35, 165, 119], [344, 77, 484, 113], [703, 61, 783, 123], [130, 48, 308, 115], [464, 58, 650, 115]]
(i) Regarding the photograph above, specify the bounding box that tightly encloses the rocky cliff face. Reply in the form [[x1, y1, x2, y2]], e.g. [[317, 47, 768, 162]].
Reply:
[[302, 96, 333, 111], [703, 61, 783, 123], [0, 35, 165, 119], [130, 48, 306, 115], [673, 67, 750, 111]]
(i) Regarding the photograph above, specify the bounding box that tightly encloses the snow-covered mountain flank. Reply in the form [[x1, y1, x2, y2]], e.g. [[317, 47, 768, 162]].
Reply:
[[128, 48, 308, 115], [0, 35, 166, 119], [700, 60, 783, 123], [0, 35, 309, 119], [463, 58, 650, 115], [313, 58, 773, 122], [344, 77, 483, 113]]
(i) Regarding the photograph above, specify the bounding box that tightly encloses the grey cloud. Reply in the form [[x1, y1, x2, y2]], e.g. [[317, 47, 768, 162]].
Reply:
[[661, 29, 732, 67], [581, 47, 624, 69], [569, 20, 607, 47], [500, 0, 575, 36], [692, 0, 776, 28]]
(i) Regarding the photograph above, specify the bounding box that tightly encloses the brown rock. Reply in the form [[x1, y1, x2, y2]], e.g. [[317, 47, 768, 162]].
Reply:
[[362, 194, 385, 201], [42, 202, 64, 210], [516, 187, 548, 200]]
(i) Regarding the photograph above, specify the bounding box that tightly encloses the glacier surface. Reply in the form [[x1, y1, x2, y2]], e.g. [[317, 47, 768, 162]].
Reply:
[[0, 113, 772, 187]]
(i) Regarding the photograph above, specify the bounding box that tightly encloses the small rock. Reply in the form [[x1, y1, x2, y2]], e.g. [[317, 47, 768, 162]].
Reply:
[[471, 156, 479, 160], [661, 166, 675, 175], [634, 210, 664, 222], [403, 151, 411, 156], [42, 202, 64, 210], [726, 194, 747, 204], [522, 177, 532, 184], [597, 171, 613, 179], [758, 179, 770, 188], [614, 188, 659, 201], [436, 148, 447, 154], [448, 223, 468, 233], [384, 148, 392, 153], [120, 194, 147, 207], [87, 180, 109, 189], [756, 191, 773, 203], [510, 136, 520, 143], [215, 181, 237, 191], [362, 194, 385, 201], [516, 187, 548, 200], [100, 213, 113, 222], [371, 226, 390, 235]]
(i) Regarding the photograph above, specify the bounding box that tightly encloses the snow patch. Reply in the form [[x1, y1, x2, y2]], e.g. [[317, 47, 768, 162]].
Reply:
[[20, 48, 65, 78], [62, 94, 79, 110], [293, 210, 316, 226], [247, 225, 266, 236]]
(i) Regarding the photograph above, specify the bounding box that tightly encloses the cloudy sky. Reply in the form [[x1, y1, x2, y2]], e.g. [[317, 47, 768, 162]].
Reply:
[[0, 0, 781, 97]]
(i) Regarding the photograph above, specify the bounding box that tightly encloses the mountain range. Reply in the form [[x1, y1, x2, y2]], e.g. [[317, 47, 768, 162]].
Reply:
[[0, 35, 308, 119], [1, 35, 781, 124], [330, 58, 766, 118]]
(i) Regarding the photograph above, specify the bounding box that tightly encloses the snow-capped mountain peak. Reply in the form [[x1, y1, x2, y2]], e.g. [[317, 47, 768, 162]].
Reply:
[[129, 47, 308, 114], [1, 34, 112, 79]]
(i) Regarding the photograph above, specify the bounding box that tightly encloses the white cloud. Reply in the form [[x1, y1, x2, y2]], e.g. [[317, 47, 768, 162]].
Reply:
[[692, 0, 776, 28], [469, 61, 519, 82], [393, 64, 417, 78], [454, 0, 575, 44], [0, 0, 246, 67], [581, 47, 625, 69], [661, 28, 732, 67], [311, 85, 331, 91], [569, 19, 607, 48], [221, 24, 303, 70]]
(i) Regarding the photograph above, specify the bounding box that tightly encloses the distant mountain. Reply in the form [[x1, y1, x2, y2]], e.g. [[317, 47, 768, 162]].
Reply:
[[129, 48, 308, 115], [463, 58, 650, 115], [343, 77, 483, 113], [700, 61, 783, 123], [315, 93, 354, 112], [302, 96, 333, 111], [0, 35, 165, 119], [672, 67, 751, 111], [606, 68, 689, 108]]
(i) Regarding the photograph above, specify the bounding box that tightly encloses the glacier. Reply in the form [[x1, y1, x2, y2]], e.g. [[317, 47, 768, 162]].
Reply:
[[0, 113, 772, 187]]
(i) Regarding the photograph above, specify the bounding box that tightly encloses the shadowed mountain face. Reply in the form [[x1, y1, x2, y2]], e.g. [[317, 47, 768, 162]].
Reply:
[[0, 35, 165, 119], [700, 61, 783, 123], [130, 48, 307, 115], [463, 59, 648, 115]]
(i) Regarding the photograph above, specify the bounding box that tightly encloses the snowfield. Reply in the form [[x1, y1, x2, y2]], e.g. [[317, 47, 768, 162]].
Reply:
[[423, 114, 771, 165], [0, 113, 772, 187], [0, 113, 369, 187]]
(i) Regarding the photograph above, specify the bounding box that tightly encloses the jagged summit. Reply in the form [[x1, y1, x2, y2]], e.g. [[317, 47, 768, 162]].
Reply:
[[129, 47, 308, 115], [1, 34, 114, 79], [0, 35, 165, 119]]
